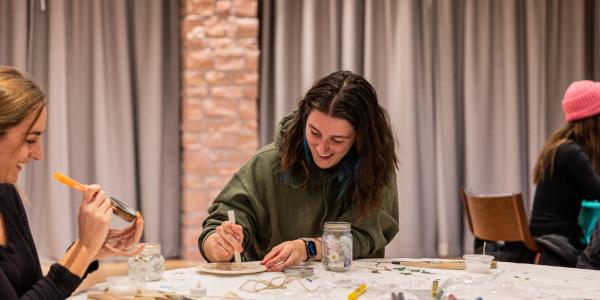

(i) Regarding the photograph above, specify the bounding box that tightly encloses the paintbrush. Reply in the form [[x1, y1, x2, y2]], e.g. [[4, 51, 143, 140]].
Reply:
[[227, 210, 242, 270], [53, 171, 138, 222]]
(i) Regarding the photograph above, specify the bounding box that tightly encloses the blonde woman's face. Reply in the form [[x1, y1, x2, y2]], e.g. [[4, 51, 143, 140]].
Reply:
[[305, 110, 356, 169], [0, 107, 46, 184]]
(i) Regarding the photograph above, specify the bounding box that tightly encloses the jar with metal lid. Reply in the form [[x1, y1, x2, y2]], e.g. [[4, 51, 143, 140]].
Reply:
[[322, 222, 352, 272], [128, 243, 165, 281]]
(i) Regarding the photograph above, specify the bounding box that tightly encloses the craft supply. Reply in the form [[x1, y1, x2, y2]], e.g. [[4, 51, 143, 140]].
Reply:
[[391, 292, 405, 300], [53, 171, 138, 222], [190, 280, 207, 297], [197, 262, 266, 275], [374, 262, 392, 271], [463, 254, 494, 274], [283, 265, 314, 276], [322, 222, 353, 272], [347, 284, 367, 300], [392, 260, 497, 270], [431, 279, 439, 297], [227, 210, 242, 270], [351, 265, 391, 273], [239, 275, 319, 293], [106, 276, 137, 296], [87, 288, 179, 300], [128, 243, 165, 281]]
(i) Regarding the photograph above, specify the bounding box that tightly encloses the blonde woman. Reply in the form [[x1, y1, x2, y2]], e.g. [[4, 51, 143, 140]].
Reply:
[[0, 67, 144, 299]]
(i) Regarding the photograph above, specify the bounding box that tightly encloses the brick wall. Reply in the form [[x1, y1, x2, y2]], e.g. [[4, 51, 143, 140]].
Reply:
[[180, 0, 259, 260]]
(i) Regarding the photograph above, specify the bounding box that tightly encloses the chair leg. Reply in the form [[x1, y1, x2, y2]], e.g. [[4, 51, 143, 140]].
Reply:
[[534, 252, 541, 264]]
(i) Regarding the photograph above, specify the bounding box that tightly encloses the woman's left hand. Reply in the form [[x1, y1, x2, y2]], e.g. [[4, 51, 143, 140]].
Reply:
[[96, 213, 145, 259], [261, 240, 307, 271]]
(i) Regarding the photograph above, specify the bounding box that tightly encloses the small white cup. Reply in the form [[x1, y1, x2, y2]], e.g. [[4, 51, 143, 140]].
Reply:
[[463, 254, 494, 274], [106, 276, 137, 296]]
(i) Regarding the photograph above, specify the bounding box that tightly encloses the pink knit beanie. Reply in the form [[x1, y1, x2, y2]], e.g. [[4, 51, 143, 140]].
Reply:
[[562, 80, 600, 122]]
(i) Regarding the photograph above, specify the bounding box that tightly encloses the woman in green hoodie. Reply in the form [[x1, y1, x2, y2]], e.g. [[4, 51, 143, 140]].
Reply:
[[198, 70, 399, 271]]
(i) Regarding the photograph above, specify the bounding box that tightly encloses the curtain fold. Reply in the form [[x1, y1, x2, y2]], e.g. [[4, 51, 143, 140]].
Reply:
[[259, 0, 600, 257], [0, 0, 180, 259], [0, 0, 28, 69]]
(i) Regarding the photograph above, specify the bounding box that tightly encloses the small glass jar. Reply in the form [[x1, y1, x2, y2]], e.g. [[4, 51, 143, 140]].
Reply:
[[128, 243, 165, 281], [322, 222, 352, 272]]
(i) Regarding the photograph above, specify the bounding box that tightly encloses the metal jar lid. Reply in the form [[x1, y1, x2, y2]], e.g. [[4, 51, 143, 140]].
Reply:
[[109, 197, 137, 222]]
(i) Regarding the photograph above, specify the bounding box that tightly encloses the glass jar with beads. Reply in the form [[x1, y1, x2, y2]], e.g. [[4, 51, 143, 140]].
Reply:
[[128, 243, 165, 281], [322, 222, 352, 272]]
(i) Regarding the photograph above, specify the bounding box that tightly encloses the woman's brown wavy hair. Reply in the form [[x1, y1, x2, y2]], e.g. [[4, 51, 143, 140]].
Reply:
[[533, 114, 600, 183], [278, 70, 398, 218]]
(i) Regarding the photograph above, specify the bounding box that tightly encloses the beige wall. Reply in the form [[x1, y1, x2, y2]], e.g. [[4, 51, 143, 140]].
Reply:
[[180, 0, 259, 260]]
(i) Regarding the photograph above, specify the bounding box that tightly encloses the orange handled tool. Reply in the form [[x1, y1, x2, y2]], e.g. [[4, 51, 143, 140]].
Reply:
[[53, 172, 87, 192], [52, 171, 138, 222]]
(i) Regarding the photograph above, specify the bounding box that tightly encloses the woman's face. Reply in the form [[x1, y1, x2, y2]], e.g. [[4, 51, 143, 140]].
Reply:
[[305, 110, 356, 169], [0, 107, 46, 184]]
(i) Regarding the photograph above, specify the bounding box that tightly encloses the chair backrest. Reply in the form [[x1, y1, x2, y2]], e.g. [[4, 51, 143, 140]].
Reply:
[[461, 187, 540, 252]]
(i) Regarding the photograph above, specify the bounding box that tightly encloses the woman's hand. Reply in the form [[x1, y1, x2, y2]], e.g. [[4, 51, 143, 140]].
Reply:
[[77, 185, 112, 257], [204, 221, 244, 262], [261, 240, 306, 271], [96, 213, 145, 259]]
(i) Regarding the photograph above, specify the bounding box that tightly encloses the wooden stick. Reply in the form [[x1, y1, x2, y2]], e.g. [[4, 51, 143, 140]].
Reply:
[[394, 260, 497, 270], [227, 210, 242, 269]]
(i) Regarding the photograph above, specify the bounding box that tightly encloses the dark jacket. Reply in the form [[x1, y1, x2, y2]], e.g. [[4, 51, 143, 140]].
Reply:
[[577, 220, 600, 270]]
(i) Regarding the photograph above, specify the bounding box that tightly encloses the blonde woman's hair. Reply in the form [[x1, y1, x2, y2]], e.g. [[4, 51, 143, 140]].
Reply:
[[0, 66, 47, 138], [0, 67, 46, 204]]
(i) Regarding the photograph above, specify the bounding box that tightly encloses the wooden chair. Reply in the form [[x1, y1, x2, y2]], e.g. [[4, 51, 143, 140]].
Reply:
[[460, 187, 541, 264]]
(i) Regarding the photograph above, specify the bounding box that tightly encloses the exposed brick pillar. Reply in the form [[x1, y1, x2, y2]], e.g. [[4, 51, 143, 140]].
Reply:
[[180, 0, 259, 260]]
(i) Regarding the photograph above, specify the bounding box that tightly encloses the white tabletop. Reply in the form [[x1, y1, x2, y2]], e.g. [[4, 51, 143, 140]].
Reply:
[[70, 258, 600, 300]]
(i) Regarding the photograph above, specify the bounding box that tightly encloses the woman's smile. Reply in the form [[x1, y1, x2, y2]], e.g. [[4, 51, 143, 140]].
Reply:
[[305, 110, 356, 169]]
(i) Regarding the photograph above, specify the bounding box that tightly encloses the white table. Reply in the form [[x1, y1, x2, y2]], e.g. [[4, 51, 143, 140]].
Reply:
[[70, 258, 600, 299]]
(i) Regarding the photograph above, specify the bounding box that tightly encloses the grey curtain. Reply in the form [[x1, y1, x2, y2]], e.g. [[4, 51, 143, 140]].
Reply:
[[0, 0, 180, 259], [260, 0, 600, 257]]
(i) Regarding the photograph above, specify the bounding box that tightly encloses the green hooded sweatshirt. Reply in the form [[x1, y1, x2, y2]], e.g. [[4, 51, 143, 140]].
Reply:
[[198, 114, 399, 262]]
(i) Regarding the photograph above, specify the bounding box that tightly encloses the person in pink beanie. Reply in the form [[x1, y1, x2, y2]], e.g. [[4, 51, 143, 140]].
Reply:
[[530, 80, 600, 268]]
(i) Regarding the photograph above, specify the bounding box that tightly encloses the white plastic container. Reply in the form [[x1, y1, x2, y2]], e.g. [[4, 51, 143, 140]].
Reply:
[[463, 254, 494, 274], [106, 276, 137, 296]]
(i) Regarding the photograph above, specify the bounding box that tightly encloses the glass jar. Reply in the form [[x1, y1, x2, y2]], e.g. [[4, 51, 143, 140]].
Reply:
[[322, 222, 352, 272], [128, 243, 165, 281]]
